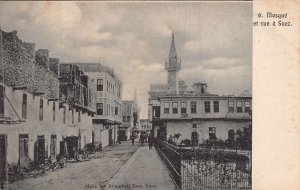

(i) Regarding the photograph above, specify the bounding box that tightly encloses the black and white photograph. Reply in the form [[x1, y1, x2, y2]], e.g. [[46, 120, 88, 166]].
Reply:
[[0, 1, 255, 189]]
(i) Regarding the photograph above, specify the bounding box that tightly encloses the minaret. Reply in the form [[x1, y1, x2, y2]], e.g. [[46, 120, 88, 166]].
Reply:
[[165, 32, 181, 94]]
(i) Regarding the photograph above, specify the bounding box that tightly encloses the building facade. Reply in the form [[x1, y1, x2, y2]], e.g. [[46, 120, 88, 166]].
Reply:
[[0, 29, 94, 172], [148, 33, 252, 145], [78, 63, 122, 147]]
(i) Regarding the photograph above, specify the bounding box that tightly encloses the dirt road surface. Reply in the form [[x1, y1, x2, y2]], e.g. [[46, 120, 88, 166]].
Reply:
[[8, 141, 142, 190]]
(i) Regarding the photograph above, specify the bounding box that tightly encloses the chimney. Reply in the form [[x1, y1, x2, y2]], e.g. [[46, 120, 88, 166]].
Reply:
[[49, 58, 60, 75], [23, 42, 36, 59], [35, 49, 49, 69]]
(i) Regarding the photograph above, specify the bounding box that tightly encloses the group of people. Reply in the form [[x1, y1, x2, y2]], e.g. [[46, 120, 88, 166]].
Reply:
[[130, 134, 154, 149]]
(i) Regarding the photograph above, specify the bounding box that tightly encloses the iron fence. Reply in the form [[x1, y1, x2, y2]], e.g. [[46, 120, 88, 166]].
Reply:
[[155, 140, 182, 189], [155, 140, 252, 190]]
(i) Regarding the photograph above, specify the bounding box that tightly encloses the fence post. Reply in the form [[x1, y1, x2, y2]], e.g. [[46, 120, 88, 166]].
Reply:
[[180, 151, 183, 190]]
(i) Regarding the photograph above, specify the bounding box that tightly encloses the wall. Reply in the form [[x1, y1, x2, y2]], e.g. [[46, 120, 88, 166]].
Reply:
[[166, 120, 252, 143], [0, 85, 93, 165], [100, 129, 109, 148], [92, 123, 104, 143]]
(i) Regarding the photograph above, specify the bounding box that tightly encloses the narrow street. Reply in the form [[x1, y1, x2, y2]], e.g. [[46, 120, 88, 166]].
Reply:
[[106, 146, 176, 190], [8, 142, 141, 190], [8, 141, 176, 190]]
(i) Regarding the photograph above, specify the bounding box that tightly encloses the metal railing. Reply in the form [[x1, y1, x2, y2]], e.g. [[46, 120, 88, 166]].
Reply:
[[155, 140, 182, 189], [155, 140, 252, 190]]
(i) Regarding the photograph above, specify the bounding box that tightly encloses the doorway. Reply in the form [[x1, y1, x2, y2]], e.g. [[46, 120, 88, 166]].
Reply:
[[50, 135, 57, 162], [19, 134, 29, 168], [109, 128, 113, 145], [0, 134, 7, 187], [34, 135, 45, 164], [92, 131, 95, 144], [191, 131, 199, 146]]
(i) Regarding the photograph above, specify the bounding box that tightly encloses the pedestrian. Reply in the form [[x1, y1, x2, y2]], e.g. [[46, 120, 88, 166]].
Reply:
[[117, 136, 121, 144], [148, 137, 153, 149], [141, 136, 144, 145], [131, 136, 135, 146]]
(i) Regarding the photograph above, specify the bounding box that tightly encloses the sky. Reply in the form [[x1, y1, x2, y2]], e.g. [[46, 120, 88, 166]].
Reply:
[[0, 1, 252, 119]]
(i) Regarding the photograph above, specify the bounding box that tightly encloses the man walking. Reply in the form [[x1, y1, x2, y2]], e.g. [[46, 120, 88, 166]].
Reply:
[[131, 135, 135, 146], [148, 136, 153, 149]]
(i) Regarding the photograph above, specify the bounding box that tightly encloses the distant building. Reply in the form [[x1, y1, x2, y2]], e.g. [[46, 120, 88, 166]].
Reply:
[[120, 93, 140, 141], [120, 100, 134, 141], [77, 63, 123, 147], [139, 119, 152, 136], [0, 29, 94, 171], [148, 33, 252, 145]]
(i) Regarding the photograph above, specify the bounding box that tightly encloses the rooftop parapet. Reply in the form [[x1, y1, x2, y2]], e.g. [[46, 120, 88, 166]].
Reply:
[[35, 49, 49, 70]]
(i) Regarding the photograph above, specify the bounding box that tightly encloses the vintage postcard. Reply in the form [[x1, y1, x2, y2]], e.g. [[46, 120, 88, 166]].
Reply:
[[0, 0, 299, 190]]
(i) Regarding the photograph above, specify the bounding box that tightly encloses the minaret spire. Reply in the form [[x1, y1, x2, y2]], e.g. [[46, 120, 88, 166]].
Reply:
[[165, 32, 181, 94], [169, 32, 177, 61]]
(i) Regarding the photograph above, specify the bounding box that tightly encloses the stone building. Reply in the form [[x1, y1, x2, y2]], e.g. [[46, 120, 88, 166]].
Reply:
[[77, 63, 122, 147], [0, 29, 94, 171], [148, 33, 252, 145]]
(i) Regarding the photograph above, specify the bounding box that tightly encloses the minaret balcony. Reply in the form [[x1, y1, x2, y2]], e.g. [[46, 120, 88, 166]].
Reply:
[[165, 60, 181, 71]]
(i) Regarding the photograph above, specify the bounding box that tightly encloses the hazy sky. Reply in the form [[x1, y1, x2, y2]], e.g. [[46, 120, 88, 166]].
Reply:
[[0, 1, 252, 118]]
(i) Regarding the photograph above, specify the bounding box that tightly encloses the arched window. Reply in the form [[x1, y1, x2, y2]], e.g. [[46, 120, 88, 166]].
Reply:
[[228, 129, 235, 140]]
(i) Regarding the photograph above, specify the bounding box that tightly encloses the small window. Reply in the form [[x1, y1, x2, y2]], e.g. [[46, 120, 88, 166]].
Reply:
[[97, 79, 103, 91], [39, 99, 43, 121], [204, 101, 210, 113], [213, 101, 219, 113], [181, 102, 187, 114], [63, 106, 66, 123], [0, 86, 4, 117], [209, 127, 216, 140], [72, 109, 74, 124], [22, 94, 27, 119], [115, 107, 118, 115], [245, 101, 251, 113], [164, 102, 170, 113], [53, 102, 55, 121], [172, 102, 178, 114], [228, 101, 234, 113], [78, 111, 81, 122], [191, 101, 197, 113], [127, 116, 130, 122], [153, 106, 160, 118], [237, 101, 242, 113], [123, 116, 126, 122], [192, 124, 197, 128], [96, 103, 103, 115]]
